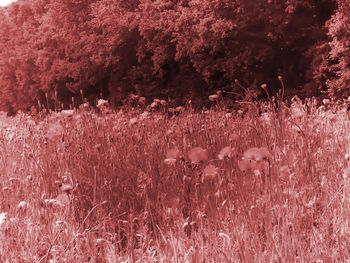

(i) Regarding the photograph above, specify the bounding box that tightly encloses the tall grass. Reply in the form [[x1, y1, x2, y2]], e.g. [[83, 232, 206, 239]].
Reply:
[[0, 98, 349, 262]]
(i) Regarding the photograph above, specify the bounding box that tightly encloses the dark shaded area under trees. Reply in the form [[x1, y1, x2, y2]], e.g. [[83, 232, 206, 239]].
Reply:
[[0, 0, 348, 113]]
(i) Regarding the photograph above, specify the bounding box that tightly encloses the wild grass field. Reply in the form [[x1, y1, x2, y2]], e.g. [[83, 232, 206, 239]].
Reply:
[[0, 96, 350, 262]]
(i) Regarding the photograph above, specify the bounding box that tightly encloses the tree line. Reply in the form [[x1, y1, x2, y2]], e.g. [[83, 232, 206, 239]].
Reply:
[[1, 0, 349, 113]]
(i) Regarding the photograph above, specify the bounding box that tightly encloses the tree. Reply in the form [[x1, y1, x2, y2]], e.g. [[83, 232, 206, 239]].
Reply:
[[32, 0, 100, 106], [130, 0, 337, 101], [323, 0, 350, 98], [0, 1, 41, 112], [0, 0, 338, 113]]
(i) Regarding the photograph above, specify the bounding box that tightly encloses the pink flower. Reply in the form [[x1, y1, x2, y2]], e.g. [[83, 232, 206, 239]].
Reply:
[[238, 146, 272, 172], [203, 164, 220, 179], [218, 146, 235, 160], [166, 149, 180, 159], [243, 147, 272, 162], [237, 159, 252, 171], [188, 147, 208, 163]]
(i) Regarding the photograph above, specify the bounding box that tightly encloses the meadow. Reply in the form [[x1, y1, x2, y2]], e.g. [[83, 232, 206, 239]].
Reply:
[[0, 96, 350, 262]]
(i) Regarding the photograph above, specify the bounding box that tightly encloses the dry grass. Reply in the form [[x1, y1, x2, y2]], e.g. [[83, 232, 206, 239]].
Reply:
[[0, 97, 350, 262]]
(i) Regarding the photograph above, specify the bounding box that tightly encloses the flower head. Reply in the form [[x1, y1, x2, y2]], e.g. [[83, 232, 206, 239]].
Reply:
[[97, 99, 108, 109], [345, 153, 350, 162], [17, 201, 27, 210], [218, 146, 235, 160], [166, 148, 180, 159], [60, 184, 73, 193], [175, 106, 185, 113], [150, 101, 158, 108], [208, 94, 219, 101], [129, 93, 139, 100], [129, 117, 138, 125], [59, 109, 74, 117], [237, 159, 251, 171], [344, 166, 350, 179], [243, 147, 272, 162], [203, 164, 220, 179], [188, 147, 208, 163], [322, 99, 330, 105], [160, 100, 167, 106], [238, 146, 272, 172], [0, 212, 7, 228], [164, 158, 177, 166]]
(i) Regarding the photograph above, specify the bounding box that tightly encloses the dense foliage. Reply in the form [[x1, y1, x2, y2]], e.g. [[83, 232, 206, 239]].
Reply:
[[323, 0, 350, 98], [0, 0, 339, 112]]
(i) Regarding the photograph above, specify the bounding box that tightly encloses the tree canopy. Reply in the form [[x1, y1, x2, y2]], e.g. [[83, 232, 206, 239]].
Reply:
[[0, 0, 340, 112]]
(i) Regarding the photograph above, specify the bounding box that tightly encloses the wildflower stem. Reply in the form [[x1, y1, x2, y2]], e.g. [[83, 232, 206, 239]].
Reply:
[[278, 76, 285, 105], [38, 226, 64, 263]]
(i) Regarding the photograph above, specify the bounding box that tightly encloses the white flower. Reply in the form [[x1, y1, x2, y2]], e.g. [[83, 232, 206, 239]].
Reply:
[[0, 212, 7, 227], [97, 99, 108, 108], [59, 110, 74, 117], [208, 94, 219, 101], [56, 220, 65, 227], [322, 99, 330, 105], [164, 158, 176, 166], [150, 101, 158, 108], [60, 184, 73, 193], [129, 118, 138, 125], [18, 201, 27, 210], [79, 102, 90, 109], [345, 153, 350, 162], [45, 199, 64, 208], [96, 238, 106, 245], [140, 111, 150, 119]]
